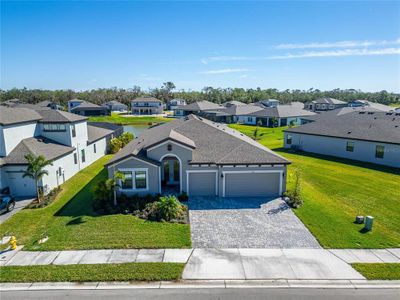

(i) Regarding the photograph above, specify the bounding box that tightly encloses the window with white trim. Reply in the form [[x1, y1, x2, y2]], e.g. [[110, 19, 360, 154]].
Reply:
[[119, 169, 148, 190]]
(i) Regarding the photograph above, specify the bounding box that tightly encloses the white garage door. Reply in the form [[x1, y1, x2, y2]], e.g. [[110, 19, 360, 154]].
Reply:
[[188, 172, 217, 196], [8, 173, 36, 197], [224, 172, 281, 197]]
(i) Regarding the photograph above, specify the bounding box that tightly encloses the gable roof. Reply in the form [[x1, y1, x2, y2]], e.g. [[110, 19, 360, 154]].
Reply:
[[0, 107, 42, 126], [36, 109, 88, 123], [177, 100, 223, 111], [70, 101, 107, 111], [132, 97, 162, 103], [223, 100, 247, 107], [4, 136, 75, 165], [104, 100, 127, 106], [285, 111, 400, 145], [107, 115, 290, 166]]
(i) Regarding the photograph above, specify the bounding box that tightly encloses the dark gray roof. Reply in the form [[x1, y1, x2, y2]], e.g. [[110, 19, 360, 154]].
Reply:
[[285, 111, 400, 144], [70, 101, 108, 111], [4, 137, 75, 165], [249, 103, 316, 118], [177, 101, 223, 112], [107, 115, 290, 166], [223, 100, 247, 107], [0, 107, 42, 126], [36, 109, 88, 123], [104, 100, 127, 106], [87, 124, 115, 144], [132, 97, 162, 103]]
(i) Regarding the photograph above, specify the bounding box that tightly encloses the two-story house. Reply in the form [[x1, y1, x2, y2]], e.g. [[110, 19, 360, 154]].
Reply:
[[0, 107, 118, 197], [68, 99, 109, 116], [131, 97, 164, 115], [167, 99, 186, 111]]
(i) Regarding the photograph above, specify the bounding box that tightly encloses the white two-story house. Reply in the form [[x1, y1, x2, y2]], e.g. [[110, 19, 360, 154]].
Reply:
[[0, 107, 118, 197], [131, 97, 164, 115]]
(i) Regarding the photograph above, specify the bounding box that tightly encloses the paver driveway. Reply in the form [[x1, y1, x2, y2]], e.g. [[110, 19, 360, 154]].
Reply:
[[188, 197, 320, 248]]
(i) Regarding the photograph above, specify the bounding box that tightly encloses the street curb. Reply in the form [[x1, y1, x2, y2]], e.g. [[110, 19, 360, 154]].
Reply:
[[1, 280, 400, 291]]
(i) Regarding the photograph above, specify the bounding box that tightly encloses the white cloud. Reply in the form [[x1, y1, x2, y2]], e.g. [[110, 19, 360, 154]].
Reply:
[[269, 47, 400, 59], [199, 68, 250, 74], [201, 56, 258, 64], [275, 38, 400, 49]]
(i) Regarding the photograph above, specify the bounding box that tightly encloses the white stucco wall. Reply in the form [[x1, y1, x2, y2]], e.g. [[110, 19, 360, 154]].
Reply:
[[70, 121, 88, 148], [39, 123, 72, 146], [284, 132, 400, 168], [1, 122, 38, 156]]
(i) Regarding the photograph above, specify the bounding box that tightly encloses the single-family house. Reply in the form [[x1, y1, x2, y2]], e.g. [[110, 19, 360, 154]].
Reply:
[[167, 99, 187, 111], [35, 100, 64, 110], [247, 102, 316, 127], [103, 100, 128, 113], [106, 115, 290, 198], [173, 100, 223, 117], [305, 98, 347, 111], [251, 99, 280, 108], [0, 107, 120, 197], [222, 100, 247, 107], [131, 97, 164, 115], [284, 111, 400, 168], [348, 100, 394, 112], [68, 100, 110, 116]]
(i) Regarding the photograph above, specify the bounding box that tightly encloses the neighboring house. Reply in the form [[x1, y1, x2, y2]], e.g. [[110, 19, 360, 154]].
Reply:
[[247, 102, 316, 127], [0, 107, 119, 197], [106, 115, 290, 198], [252, 99, 280, 108], [67, 99, 85, 112], [35, 100, 64, 110], [173, 100, 222, 117], [222, 100, 247, 107], [305, 98, 347, 111], [103, 100, 128, 113], [69, 100, 110, 116], [201, 104, 264, 124], [131, 97, 164, 115], [167, 99, 187, 111], [348, 100, 394, 112], [284, 111, 400, 168]]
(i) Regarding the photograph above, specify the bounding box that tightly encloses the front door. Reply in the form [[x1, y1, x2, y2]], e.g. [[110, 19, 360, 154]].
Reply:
[[162, 158, 180, 186]]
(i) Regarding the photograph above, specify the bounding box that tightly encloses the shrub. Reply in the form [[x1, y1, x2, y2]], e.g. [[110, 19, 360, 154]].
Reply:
[[110, 138, 123, 154], [155, 196, 183, 221], [284, 170, 303, 208], [119, 132, 134, 147]]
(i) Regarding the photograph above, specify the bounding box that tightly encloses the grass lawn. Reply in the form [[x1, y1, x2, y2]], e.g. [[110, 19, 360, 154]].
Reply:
[[0, 263, 184, 282], [352, 263, 400, 280], [229, 124, 400, 249], [0, 155, 191, 250], [89, 113, 173, 125]]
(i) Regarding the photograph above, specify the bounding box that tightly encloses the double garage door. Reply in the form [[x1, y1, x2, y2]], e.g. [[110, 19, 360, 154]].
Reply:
[[187, 171, 281, 197]]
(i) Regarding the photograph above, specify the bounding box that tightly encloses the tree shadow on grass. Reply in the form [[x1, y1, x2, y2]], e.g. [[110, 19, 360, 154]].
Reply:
[[66, 216, 86, 226], [54, 168, 108, 218], [276, 148, 400, 175]]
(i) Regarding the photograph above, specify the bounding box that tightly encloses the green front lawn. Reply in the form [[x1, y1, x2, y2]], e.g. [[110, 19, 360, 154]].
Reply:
[[230, 124, 400, 249], [89, 113, 173, 125], [0, 263, 184, 282], [352, 263, 400, 280], [0, 156, 191, 250]]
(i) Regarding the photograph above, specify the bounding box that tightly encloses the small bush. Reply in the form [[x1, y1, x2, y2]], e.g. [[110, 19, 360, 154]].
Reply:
[[284, 170, 303, 208], [110, 138, 123, 154], [119, 132, 134, 147], [156, 196, 183, 221]]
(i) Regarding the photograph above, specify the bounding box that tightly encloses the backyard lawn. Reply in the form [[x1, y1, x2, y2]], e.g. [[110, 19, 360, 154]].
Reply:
[[230, 124, 400, 249], [89, 113, 173, 125], [0, 155, 191, 250]]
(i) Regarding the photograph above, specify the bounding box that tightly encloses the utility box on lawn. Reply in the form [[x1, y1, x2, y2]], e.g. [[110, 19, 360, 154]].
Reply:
[[364, 216, 374, 231]]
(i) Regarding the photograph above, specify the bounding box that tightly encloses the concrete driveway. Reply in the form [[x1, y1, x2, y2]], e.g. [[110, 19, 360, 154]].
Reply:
[[188, 197, 320, 248], [183, 248, 365, 280], [0, 198, 33, 224]]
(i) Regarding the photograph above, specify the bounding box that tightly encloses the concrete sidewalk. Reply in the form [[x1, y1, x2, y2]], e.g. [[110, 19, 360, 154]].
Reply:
[[1, 248, 399, 281]]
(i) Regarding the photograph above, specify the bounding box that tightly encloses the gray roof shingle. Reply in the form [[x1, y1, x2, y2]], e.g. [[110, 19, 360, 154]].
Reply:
[[132, 97, 162, 103], [285, 111, 400, 144], [87, 125, 115, 144], [4, 137, 75, 165], [36, 109, 88, 123], [177, 101, 223, 111], [248, 103, 316, 118], [107, 115, 290, 166], [0, 107, 42, 126]]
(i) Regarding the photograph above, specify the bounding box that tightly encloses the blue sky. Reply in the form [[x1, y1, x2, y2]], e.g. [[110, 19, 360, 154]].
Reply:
[[1, 1, 400, 92]]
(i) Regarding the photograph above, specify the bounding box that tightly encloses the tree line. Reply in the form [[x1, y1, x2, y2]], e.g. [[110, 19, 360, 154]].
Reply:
[[1, 83, 399, 106]]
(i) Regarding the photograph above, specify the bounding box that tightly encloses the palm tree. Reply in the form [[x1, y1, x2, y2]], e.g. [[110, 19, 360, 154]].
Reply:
[[93, 171, 125, 206], [23, 154, 53, 202]]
